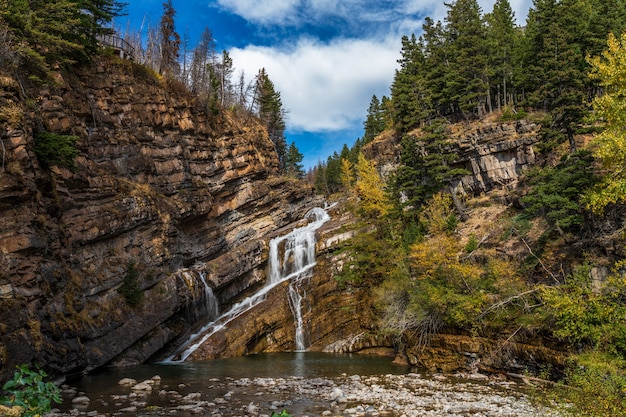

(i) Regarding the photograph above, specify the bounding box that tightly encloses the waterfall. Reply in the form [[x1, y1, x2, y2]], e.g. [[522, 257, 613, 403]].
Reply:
[[199, 272, 219, 319], [163, 207, 330, 363], [288, 278, 308, 351], [180, 271, 219, 320]]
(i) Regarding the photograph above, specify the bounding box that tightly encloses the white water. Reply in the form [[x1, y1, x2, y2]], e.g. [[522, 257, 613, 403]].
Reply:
[[199, 272, 219, 319], [164, 207, 330, 363], [288, 277, 308, 350], [180, 271, 219, 320]]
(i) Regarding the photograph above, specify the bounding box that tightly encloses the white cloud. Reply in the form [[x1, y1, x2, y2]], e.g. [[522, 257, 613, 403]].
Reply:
[[230, 36, 400, 132], [216, 0, 300, 24]]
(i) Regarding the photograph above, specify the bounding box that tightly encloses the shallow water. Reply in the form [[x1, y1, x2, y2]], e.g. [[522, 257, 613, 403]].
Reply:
[[59, 352, 409, 415], [57, 352, 554, 417]]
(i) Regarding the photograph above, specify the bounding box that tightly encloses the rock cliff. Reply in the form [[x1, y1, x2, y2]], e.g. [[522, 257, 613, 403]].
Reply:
[[0, 58, 321, 380], [362, 117, 541, 196]]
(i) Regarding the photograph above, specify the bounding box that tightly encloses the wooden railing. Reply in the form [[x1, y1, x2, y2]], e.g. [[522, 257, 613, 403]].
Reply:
[[98, 34, 135, 60]]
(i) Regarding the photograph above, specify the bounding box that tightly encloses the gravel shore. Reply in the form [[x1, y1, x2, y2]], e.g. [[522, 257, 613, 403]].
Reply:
[[50, 371, 560, 417]]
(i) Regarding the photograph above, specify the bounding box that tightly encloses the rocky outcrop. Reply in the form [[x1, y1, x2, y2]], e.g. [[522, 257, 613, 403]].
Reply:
[[363, 118, 541, 195], [0, 58, 321, 380], [449, 120, 540, 194]]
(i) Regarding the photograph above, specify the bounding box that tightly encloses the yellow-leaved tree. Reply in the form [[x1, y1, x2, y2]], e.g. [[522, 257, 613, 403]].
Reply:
[[354, 152, 390, 216], [339, 158, 354, 191], [585, 33, 626, 213]]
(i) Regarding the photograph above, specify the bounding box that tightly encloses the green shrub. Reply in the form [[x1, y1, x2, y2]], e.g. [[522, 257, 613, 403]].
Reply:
[[540, 263, 626, 352], [521, 150, 597, 233], [33, 132, 79, 170], [0, 364, 61, 417], [554, 352, 626, 417], [464, 233, 479, 253], [501, 106, 528, 121], [119, 260, 143, 306]]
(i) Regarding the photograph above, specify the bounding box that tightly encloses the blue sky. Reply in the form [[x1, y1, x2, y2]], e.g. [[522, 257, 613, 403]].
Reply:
[[117, 0, 532, 170]]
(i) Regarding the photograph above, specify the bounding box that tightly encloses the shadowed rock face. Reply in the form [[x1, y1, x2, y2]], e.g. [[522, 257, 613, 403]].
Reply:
[[0, 58, 321, 380]]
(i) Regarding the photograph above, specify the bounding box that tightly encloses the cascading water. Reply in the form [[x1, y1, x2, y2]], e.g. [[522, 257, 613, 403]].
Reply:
[[164, 207, 330, 363], [288, 278, 308, 351], [180, 271, 220, 320], [199, 272, 219, 319]]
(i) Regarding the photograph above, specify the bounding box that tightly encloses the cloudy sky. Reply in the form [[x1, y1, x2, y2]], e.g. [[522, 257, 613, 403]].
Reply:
[[120, 0, 534, 170]]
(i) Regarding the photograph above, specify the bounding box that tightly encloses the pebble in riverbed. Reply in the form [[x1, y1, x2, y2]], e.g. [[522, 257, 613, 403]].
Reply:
[[50, 372, 560, 417]]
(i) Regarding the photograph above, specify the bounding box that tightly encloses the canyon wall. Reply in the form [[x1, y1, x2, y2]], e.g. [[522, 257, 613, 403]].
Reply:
[[0, 58, 321, 380]]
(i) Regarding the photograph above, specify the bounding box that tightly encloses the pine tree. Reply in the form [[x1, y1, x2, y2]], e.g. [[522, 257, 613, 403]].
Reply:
[[363, 95, 386, 143], [391, 33, 431, 131], [444, 0, 489, 118], [284, 142, 304, 179], [2, 0, 86, 75], [159, 0, 180, 77], [78, 0, 127, 52], [255, 68, 287, 170], [313, 161, 329, 195], [324, 152, 342, 194], [421, 17, 449, 118], [485, 0, 518, 110], [390, 119, 469, 215], [524, 0, 586, 152]]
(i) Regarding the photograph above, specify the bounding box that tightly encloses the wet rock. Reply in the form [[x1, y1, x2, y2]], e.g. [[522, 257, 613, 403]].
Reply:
[[182, 392, 203, 403], [131, 381, 153, 392], [71, 396, 90, 405], [117, 378, 137, 386], [118, 406, 137, 413]]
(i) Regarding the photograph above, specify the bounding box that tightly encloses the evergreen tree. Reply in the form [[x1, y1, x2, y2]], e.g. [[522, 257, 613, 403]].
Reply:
[[284, 142, 304, 179], [313, 161, 329, 195], [584, 0, 626, 59], [363, 95, 386, 143], [524, 0, 586, 152], [255, 68, 287, 170], [390, 119, 469, 215], [78, 0, 127, 53], [420, 17, 449, 118], [159, 0, 180, 77], [324, 152, 342, 194], [0, 0, 88, 75], [444, 0, 489, 118], [391, 33, 431, 131], [0, 0, 119, 76], [485, 0, 518, 110]]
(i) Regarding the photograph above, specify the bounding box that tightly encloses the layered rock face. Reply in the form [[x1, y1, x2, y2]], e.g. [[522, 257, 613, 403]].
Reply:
[[0, 59, 320, 380], [164, 204, 387, 362], [363, 119, 540, 195]]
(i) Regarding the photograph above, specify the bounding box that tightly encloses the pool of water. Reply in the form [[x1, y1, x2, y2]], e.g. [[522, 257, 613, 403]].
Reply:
[[59, 352, 411, 416]]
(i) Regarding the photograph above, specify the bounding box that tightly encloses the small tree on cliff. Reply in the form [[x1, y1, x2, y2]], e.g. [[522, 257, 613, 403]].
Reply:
[[284, 141, 305, 179], [158, 0, 180, 77], [254, 68, 287, 170]]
